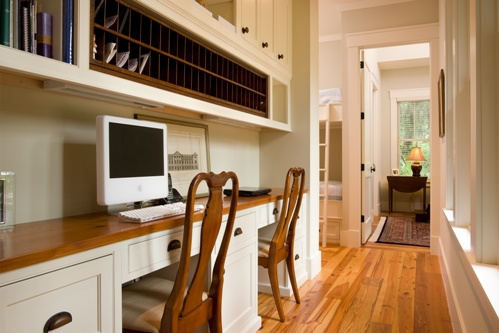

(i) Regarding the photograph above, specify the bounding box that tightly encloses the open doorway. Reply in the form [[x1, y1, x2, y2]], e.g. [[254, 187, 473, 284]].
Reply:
[[360, 44, 431, 245], [340, 24, 439, 249]]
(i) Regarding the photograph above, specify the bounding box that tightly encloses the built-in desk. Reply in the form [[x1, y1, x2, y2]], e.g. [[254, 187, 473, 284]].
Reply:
[[0, 189, 307, 333]]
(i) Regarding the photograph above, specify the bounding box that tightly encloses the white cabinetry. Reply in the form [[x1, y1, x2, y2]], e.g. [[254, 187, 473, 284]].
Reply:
[[0, 254, 114, 333], [217, 209, 260, 333], [121, 225, 203, 283], [240, 0, 260, 48], [275, 0, 292, 69], [0, 0, 293, 131], [259, 0, 275, 59], [238, 0, 291, 70]]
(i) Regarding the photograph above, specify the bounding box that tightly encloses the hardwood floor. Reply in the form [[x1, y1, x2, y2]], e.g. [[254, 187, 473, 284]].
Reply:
[[257, 217, 453, 332]]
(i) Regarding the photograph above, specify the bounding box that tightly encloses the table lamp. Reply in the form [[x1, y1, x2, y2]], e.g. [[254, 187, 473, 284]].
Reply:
[[407, 147, 426, 176]]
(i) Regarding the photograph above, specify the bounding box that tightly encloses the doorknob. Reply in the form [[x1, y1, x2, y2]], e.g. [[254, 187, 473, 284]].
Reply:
[[371, 165, 376, 172]]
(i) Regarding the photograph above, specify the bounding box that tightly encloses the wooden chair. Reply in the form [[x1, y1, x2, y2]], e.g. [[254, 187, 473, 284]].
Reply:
[[258, 167, 305, 322], [122, 171, 239, 333]]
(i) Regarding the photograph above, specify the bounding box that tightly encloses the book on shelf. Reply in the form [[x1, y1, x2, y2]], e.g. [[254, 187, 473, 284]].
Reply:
[[62, 0, 73, 64], [2, 0, 74, 64], [0, 0, 11, 47], [36, 11, 51, 58], [19, 0, 32, 52]]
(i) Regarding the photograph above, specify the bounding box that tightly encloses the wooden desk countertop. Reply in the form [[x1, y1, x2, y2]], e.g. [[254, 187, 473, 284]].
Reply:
[[0, 189, 290, 274]]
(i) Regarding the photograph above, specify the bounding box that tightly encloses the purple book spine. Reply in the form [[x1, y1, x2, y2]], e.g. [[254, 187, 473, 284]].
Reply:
[[36, 12, 52, 58]]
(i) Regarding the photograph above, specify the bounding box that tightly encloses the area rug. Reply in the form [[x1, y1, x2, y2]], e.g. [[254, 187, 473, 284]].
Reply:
[[376, 216, 430, 247]]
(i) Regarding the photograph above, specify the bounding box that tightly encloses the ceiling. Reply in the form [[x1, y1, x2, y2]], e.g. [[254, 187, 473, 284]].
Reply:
[[318, 0, 429, 69]]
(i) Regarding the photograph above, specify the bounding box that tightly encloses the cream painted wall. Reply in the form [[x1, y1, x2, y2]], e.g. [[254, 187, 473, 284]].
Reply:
[[341, 0, 439, 34], [318, 40, 342, 90], [0, 79, 260, 224], [379, 66, 430, 212]]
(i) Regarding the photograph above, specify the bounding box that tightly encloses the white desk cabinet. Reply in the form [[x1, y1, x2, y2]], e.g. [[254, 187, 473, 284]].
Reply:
[[0, 254, 114, 333], [219, 209, 260, 333], [0, 190, 302, 333]]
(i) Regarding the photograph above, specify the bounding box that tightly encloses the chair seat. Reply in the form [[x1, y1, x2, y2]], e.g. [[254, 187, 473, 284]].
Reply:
[[258, 237, 272, 258], [122, 277, 209, 333], [122, 277, 174, 333]]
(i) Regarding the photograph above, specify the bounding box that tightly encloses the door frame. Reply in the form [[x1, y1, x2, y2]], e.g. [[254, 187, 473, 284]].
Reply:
[[340, 23, 441, 252]]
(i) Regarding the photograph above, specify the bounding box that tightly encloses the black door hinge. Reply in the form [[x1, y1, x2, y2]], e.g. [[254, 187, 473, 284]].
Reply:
[[361, 112, 365, 120], [361, 164, 365, 171], [360, 61, 364, 69], [361, 215, 365, 222]]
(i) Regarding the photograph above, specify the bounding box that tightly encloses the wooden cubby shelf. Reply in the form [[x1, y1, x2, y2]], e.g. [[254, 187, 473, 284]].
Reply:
[[90, 0, 268, 117]]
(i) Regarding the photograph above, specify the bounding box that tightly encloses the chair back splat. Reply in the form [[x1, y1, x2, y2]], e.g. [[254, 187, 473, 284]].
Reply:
[[258, 167, 305, 322], [122, 171, 239, 333]]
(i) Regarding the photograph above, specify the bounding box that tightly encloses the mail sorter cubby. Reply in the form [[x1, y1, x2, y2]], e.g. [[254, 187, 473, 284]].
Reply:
[[90, 0, 268, 117]]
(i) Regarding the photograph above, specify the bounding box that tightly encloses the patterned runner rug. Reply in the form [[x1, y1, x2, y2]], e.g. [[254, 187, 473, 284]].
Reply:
[[376, 216, 430, 247]]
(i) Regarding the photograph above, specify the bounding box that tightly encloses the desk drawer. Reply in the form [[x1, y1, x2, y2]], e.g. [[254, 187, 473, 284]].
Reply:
[[125, 225, 201, 282], [258, 201, 281, 228], [0, 255, 113, 333], [229, 210, 257, 253]]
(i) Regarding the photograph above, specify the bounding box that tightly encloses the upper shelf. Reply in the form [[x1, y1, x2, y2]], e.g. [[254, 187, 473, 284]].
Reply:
[[91, 0, 268, 118], [0, 0, 292, 132]]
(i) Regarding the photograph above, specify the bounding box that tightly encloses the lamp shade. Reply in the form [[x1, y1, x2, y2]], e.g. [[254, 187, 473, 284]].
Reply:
[[407, 147, 426, 162]]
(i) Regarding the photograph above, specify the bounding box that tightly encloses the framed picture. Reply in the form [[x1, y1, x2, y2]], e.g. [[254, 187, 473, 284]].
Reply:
[[0, 178, 4, 224], [136, 115, 210, 197], [0, 171, 15, 229], [438, 69, 445, 138]]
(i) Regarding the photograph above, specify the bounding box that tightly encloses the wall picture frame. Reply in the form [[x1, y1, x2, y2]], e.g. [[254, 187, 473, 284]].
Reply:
[[136, 115, 210, 197], [438, 69, 445, 138], [0, 171, 15, 229]]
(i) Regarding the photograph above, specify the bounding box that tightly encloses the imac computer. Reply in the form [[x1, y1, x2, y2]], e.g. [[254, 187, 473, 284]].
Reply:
[[96, 115, 169, 208]]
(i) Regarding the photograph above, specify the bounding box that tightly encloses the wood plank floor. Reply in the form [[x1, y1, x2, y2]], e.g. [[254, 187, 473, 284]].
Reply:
[[257, 218, 453, 332]]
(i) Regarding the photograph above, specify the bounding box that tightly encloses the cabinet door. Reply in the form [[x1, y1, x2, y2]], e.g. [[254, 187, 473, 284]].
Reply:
[[222, 244, 259, 333], [259, 0, 275, 58], [0, 255, 114, 333], [240, 0, 259, 48], [213, 209, 260, 332], [275, 0, 292, 69]]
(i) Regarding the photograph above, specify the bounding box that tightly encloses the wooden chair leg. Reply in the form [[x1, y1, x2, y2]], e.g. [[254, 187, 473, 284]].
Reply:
[[268, 264, 286, 322], [286, 255, 301, 304]]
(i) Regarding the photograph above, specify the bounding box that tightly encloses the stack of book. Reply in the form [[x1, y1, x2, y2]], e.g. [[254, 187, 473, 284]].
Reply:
[[0, 0, 74, 64]]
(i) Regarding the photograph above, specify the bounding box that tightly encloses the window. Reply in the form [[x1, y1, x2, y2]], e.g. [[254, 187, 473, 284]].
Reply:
[[389, 88, 430, 177], [398, 100, 430, 177]]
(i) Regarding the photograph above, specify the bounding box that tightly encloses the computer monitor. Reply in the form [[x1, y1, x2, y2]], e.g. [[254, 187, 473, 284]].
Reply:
[[96, 115, 169, 206]]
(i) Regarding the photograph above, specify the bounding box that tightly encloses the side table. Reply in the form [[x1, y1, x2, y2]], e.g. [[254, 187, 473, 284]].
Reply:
[[387, 176, 428, 213]]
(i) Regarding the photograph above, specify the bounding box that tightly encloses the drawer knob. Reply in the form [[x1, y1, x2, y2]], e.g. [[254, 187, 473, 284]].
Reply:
[[167, 239, 181, 252], [272, 208, 279, 215], [43, 311, 72, 332], [234, 227, 243, 236], [262, 42, 269, 48], [242, 26, 249, 34], [278, 54, 284, 60], [295, 254, 300, 260]]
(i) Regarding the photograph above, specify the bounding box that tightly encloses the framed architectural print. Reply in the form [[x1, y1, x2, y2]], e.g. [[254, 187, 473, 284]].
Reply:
[[0, 172, 15, 229], [136, 115, 210, 197]]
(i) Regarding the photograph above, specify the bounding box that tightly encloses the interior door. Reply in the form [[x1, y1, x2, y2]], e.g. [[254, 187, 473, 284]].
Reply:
[[361, 52, 375, 244]]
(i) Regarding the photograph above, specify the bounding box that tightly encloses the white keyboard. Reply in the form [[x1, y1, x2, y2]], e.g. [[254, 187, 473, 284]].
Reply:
[[118, 202, 205, 223]]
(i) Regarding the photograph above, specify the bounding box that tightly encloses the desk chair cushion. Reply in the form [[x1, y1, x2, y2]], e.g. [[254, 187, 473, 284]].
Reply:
[[258, 237, 272, 258], [122, 276, 208, 332], [258, 236, 289, 259]]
